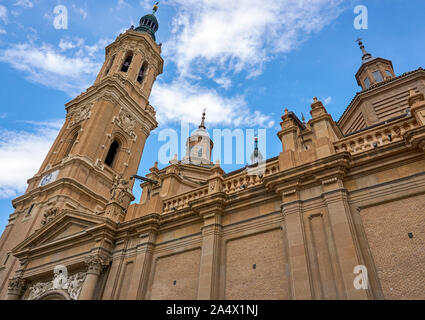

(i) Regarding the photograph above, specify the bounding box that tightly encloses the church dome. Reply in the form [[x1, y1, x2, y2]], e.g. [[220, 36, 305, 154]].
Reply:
[[134, 11, 159, 41]]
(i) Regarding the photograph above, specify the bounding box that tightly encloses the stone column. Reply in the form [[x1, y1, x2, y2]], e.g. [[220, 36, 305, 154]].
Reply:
[[197, 213, 223, 300], [282, 194, 313, 300], [79, 255, 110, 300], [322, 179, 369, 300], [7, 277, 26, 300]]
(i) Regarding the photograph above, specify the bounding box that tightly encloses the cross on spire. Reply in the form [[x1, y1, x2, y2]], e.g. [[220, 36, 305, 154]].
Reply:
[[356, 38, 373, 63]]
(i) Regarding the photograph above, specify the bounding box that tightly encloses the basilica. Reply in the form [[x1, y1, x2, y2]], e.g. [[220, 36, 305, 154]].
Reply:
[[0, 7, 424, 300]]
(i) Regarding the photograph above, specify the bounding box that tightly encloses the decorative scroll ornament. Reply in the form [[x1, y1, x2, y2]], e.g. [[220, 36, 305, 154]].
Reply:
[[67, 103, 93, 128], [115, 108, 138, 140], [27, 265, 86, 300]]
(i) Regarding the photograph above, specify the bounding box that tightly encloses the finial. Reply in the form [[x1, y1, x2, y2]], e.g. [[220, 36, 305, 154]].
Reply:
[[254, 136, 259, 157], [284, 108, 289, 115], [313, 97, 318, 102], [301, 113, 306, 123], [356, 38, 372, 62], [153, 2, 159, 14], [199, 108, 206, 129]]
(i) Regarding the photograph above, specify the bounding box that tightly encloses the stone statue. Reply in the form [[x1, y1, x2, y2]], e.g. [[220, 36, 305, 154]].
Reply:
[[27, 265, 86, 300], [52, 265, 69, 290], [110, 174, 130, 204]]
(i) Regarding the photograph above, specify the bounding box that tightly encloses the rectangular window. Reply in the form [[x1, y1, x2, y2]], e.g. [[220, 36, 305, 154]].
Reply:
[[373, 71, 383, 83], [364, 77, 371, 89], [27, 204, 34, 216], [385, 70, 393, 77], [2, 253, 10, 266]]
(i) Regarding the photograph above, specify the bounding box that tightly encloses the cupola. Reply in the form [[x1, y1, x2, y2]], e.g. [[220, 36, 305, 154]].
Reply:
[[355, 39, 396, 90], [135, 2, 159, 41]]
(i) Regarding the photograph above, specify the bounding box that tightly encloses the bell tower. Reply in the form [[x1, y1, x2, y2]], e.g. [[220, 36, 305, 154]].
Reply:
[[0, 6, 164, 288]]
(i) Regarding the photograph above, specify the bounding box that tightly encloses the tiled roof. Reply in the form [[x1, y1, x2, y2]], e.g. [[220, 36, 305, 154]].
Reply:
[[338, 67, 424, 124]]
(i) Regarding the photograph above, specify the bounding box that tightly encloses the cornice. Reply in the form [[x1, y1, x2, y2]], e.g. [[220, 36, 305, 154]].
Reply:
[[263, 153, 352, 193], [64, 75, 158, 133], [105, 30, 163, 70]]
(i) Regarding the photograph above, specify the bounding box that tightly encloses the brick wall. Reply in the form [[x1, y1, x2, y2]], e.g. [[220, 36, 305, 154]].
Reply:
[[361, 194, 425, 299], [150, 249, 201, 300], [225, 229, 289, 300]]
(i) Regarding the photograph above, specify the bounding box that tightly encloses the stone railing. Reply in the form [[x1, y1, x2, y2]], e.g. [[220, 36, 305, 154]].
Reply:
[[162, 161, 280, 213], [223, 171, 265, 194], [334, 117, 418, 155], [163, 187, 209, 213], [264, 161, 279, 177]]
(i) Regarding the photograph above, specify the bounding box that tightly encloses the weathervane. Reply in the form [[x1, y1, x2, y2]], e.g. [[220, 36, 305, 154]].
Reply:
[[153, 2, 159, 14]]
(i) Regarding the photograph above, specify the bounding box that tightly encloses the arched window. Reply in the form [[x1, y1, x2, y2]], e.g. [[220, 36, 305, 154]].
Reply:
[[137, 62, 148, 83], [121, 52, 133, 73], [198, 147, 203, 158], [105, 140, 120, 167], [105, 55, 116, 76], [62, 131, 78, 159]]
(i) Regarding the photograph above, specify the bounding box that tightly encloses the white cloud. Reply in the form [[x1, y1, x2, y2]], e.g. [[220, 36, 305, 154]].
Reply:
[[72, 5, 88, 19], [0, 28, 5, 35], [214, 76, 232, 89], [59, 38, 85, 51], [0, 5, 8, 24], [78, 8, 88, 19], [14, 0, 33, 8], [0, 120, 63, 199], [151, 80, 274, 128], [324, 96, 333, 105], [148, 0, 345, 126], [0, 41, 105, 96], [164, 0, 345, 78]]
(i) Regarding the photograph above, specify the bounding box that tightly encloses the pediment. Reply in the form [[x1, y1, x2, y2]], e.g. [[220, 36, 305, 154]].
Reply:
[[13, 210, 114, 254]]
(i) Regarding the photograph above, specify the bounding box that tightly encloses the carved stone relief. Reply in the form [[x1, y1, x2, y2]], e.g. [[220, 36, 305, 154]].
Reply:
[[67, 103, 93, 128], [114, 108, 138, 140], [40, 207, 60, 227], [26, 265, 86, 300]]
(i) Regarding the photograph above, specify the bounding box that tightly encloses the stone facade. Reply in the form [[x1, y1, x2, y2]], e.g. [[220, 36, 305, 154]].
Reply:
[[0, 16, 424, 300]]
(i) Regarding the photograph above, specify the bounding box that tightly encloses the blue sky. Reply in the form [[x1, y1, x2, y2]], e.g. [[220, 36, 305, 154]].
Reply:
[[1, 0, 425, 233]]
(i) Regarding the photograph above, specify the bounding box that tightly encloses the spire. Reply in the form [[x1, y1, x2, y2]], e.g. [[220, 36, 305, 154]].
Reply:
[[356, 38, 373, 64], [250, 136, 263, 165], [199, 108, 206, 129]]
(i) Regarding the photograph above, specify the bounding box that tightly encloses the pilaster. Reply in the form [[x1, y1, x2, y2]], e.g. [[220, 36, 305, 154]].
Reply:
[[321, 178, 369, 300], [193, 168, 226, 300], [280, 189, 313, 300], [79, 254, 110, 300], [128, 229, 157, 300]]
